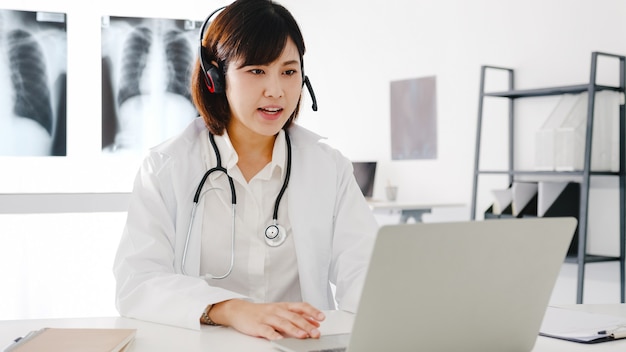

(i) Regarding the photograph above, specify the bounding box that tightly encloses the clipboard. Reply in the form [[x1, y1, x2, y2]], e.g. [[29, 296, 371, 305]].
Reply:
[[4, 328, 136, 352], [539, 306, 626, 344]]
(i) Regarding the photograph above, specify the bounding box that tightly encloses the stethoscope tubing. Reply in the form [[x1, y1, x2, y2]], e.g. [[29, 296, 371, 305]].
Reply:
[[181, 188, 236, 279], [181, 130, 291, 279], [271, 129, 291, 221]]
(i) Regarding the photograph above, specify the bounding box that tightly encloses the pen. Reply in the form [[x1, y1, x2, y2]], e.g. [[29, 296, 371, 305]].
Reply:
[[3, 330, 41, 352], [598, 325, 626, 339], [611, 330, 626, 339], [2, 337, 22, 352]]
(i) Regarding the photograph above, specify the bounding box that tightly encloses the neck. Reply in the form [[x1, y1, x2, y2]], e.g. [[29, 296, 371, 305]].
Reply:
[[229, 130, 276, 159], [227, 127, 278, 182]]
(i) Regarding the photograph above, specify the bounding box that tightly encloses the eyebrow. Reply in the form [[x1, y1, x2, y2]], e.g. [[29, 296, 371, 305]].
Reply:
[[238, 59, 300, 69], [282, 59, 300, 66]]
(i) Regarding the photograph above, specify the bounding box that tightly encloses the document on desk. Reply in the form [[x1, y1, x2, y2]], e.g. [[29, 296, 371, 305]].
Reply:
[[4, 328, 136, 352], [540, 306, 626, 344]]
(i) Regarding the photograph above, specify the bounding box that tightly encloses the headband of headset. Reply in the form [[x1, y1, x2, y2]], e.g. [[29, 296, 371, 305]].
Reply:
[[197, 5, 318, 111], [198, 6, 226, 94]]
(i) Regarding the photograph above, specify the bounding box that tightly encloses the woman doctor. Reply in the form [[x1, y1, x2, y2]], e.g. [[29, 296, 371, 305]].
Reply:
[[113, 0, 377, 341]]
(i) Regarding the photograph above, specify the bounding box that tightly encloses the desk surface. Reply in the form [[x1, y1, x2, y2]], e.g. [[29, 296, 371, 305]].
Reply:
[[367, 200, 465, 211], [1, 305, 624, 352]]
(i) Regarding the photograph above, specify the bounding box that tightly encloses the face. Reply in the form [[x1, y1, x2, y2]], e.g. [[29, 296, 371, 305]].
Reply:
[[225, 38, 303, 139]]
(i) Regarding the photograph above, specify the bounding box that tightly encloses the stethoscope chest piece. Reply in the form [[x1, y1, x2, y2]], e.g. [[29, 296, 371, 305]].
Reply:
[[264, 223, 287, 247]]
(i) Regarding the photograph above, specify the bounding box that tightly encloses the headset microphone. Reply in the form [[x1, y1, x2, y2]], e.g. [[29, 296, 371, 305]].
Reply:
[[304, 76, 318, 111]]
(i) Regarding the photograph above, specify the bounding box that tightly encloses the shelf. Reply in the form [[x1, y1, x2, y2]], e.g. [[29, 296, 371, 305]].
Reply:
[[565, 254, 622, 264], [475, 170, 620, 177], [471, 51, 626, 304], [483, 84, 622, 99]]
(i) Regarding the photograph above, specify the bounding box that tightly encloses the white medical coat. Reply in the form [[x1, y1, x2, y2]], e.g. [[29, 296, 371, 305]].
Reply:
[[113, 118, 378, 330]]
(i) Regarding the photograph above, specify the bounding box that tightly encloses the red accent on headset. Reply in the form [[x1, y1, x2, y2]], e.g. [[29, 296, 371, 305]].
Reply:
[[206, 73, 216, 93]]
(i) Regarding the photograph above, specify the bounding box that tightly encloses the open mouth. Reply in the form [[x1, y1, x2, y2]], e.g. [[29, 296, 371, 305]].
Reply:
[[259, 107, 283, 114]]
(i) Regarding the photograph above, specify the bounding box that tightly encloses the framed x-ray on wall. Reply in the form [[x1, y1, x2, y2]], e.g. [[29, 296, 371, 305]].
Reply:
[[0, 9, 67, 156], [101, 15, 202, 154]]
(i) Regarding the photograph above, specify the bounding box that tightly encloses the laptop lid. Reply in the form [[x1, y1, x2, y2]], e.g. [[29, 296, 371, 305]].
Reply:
[[352, 161, 377, 199], [273, 217, 577, 352]]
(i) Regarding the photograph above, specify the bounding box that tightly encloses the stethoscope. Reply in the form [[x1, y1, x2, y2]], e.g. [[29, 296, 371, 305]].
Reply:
[[181, 130, 292, 279]]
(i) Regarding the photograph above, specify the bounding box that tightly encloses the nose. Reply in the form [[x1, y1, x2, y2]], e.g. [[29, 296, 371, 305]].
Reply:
[[264, 72, 284, 98]]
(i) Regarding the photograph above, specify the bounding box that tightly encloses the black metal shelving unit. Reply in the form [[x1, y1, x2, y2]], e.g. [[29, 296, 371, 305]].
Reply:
[[470, 51, 626, 304]]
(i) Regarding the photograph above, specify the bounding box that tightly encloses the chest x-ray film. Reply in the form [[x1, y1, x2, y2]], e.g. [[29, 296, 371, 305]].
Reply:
[[102, 16, 202, 154], [0, 9, 67, 156], [390, 76, 437, 160]]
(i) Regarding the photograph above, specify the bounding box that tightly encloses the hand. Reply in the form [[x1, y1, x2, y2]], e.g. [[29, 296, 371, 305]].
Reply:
[[209, 299, 326, 340]]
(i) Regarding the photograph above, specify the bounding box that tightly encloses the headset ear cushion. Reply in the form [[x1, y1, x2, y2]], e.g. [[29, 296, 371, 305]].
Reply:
[[205, 65, 225, 94]]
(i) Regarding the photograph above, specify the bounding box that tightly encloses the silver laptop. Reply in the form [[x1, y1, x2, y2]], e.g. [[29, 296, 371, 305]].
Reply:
[[272, 217, 577, 352]]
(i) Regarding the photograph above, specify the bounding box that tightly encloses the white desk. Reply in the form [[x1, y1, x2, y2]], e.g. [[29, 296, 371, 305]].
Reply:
[[368, 201, 465, 223], [2, 305, 624, 351]]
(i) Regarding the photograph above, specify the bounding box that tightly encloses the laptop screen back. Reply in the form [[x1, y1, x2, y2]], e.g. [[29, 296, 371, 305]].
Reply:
[[352, 161, 377, 198], [346, 217, 576, 352], [272, 217, 577, 352]]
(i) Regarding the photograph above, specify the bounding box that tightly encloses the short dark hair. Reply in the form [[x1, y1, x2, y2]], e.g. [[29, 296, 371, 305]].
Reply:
[[191, 0, 306, 135]]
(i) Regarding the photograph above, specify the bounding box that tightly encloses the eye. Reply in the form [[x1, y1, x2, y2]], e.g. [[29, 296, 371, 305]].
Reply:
[[249, 68, 264, 75], [284, 69, 297, 76]]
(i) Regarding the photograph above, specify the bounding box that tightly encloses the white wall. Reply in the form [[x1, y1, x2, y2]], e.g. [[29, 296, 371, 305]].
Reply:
[[0, 212, 127, 319], [2, 0, 622, 199], [1, 0, 625, 319]]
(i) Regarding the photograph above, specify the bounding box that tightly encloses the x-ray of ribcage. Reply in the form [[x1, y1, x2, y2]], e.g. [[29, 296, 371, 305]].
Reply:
[[0, 9, 67, 156], [102, 16, 201, 154]]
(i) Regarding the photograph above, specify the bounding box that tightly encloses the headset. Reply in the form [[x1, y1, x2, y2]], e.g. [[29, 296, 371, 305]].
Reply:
[[198, 5, 318, 111]]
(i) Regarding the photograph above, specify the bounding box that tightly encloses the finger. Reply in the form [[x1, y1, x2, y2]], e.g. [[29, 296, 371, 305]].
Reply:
[[286, 302, 326, 322], [255, 324, 284, 341], [271, 310, 321, 339], [282, 303, 324, 337]]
